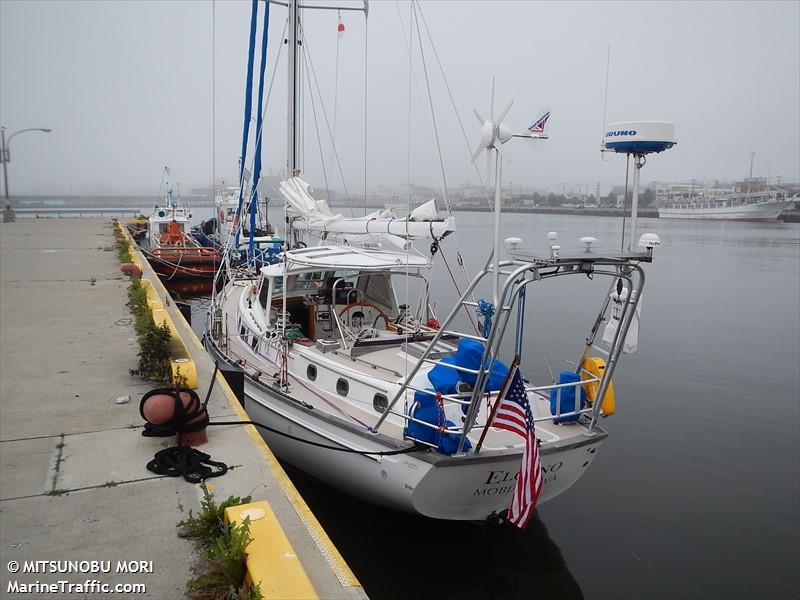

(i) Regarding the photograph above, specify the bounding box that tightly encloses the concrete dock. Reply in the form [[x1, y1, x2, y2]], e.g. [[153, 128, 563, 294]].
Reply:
[[0, 218, 366, 599]]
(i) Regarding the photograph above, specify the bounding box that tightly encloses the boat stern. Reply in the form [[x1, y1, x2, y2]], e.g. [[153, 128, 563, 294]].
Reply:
[[409, 430, 607, 521]]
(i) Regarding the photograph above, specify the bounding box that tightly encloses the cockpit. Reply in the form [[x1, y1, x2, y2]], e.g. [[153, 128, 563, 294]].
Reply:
[[250, 246, 434, 351]]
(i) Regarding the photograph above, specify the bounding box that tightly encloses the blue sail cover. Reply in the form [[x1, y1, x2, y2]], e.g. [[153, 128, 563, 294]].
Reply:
[[235, 0, 260, 249], [248, 2, 271, 264]]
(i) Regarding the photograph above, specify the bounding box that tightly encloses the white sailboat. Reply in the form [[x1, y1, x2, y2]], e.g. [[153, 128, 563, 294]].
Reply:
[[205, 0, 658, 522]]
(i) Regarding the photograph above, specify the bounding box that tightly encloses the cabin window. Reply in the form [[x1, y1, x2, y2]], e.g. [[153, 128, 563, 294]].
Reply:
[[240, 325, 246, 336], [258, 279, 270, 308], [336, 378, 349, 396], [307, 364, 317, 381], [294, 271, 325, 291], [358, 273, 395, 313], [373, 393, 388, 413], [251, 336, 258, 350]]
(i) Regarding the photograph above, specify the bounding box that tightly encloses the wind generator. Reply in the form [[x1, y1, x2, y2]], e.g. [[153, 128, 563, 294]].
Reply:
[[471, 83, 550, 305]]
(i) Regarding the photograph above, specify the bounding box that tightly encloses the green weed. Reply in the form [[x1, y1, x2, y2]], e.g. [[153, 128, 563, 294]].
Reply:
[[179, 494, 261, 600], [117, 238, 132, 263]]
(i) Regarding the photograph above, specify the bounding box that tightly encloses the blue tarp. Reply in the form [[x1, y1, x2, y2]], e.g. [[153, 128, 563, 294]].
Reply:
[[451, 338, 509, 391], [406, 390, 471, 455], [426, 355, 459, 395], [427, 339, 509, 415], [408, 339, 509, 454], [549, 371, 586, 424]]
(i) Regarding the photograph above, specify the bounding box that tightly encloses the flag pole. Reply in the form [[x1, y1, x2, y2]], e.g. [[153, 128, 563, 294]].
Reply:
[[474, 355, 520, 453]]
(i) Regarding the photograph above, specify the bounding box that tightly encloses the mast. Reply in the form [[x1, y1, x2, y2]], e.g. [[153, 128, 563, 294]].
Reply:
[[287, 0, 299, 179], [164, 166, 172, 209], [281, 0, 300, 369]]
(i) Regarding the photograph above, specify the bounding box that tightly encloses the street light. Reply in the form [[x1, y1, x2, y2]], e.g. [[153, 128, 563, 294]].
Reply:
[[1, 126, 53, 202]]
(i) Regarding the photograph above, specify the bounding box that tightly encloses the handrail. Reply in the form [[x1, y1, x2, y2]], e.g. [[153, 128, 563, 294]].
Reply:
[[375, 254, 650, 448]]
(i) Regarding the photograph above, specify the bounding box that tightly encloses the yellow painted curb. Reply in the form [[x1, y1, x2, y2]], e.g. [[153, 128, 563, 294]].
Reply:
[[114, 219, 361, 592], [226, 501, 318, 600], [212, 372, 361, 590], [115, 221, 198, 389]]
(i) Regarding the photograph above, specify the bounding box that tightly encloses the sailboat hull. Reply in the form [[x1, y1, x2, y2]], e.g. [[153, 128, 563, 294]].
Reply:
[[209, 342, 607, 520]]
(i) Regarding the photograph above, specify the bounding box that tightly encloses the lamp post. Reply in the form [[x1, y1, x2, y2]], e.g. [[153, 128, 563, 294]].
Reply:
[[1, 126, 52, 202]]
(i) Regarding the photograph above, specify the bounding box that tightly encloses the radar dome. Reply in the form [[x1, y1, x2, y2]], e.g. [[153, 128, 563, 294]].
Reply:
[[603, 121, 676, 154]]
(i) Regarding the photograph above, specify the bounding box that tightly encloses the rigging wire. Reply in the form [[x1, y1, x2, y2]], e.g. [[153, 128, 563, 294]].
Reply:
[[415, 1, 493, 210], [393, 2, 449, 199], [299, 32, 353, 210], [248, 1, 272, 265], [214, 15, 288, 296], [299, 31, 331, 209], [234, 0, 260, 252], [403, 0, 413, 388], [398, 1, 478, 330], [156, 167, 168, 201], [411, 1, 450, 213], [329, 10, 341, 175], [412, 2, 485, 306], [600, 43, 613, 163]]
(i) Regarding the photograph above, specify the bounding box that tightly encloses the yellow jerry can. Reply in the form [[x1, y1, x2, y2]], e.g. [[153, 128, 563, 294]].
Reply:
[[581, 357, 615, 416]]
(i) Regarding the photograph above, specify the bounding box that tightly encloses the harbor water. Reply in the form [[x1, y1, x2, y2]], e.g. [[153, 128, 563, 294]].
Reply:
[[188, 211, 799, 600]]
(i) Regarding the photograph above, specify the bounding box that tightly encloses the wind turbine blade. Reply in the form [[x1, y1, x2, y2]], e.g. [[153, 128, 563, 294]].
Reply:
[[497, 99, 514, 124], [485, 150, 492, 183], [490, 76, 496, 121], [473, 109, 485, 126], [470, 143, 484, 165], [494, 142, 510, 164]]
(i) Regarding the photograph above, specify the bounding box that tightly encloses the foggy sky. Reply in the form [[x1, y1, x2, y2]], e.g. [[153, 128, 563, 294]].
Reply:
[[1, 0, 798, 196]]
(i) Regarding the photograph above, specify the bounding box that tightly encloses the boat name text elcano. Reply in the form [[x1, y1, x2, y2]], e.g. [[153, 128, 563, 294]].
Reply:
[[475, 462, 566, 495]]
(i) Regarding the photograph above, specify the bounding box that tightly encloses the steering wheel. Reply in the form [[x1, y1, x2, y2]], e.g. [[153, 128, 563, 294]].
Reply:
[[338, 301, 391, 330]]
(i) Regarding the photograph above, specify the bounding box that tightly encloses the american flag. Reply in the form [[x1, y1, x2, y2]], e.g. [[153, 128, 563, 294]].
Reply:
[[492, 365, 543, 528], [528, 111, 551, 134]]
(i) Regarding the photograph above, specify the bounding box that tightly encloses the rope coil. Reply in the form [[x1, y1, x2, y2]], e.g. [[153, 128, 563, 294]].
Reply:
[[139, 387, 209, 437]]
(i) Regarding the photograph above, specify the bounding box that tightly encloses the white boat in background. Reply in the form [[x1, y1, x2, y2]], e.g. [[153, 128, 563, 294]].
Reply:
[[659, 189, 796, 221], [192, 183, 283, 267], [136, 168, 221, 281]]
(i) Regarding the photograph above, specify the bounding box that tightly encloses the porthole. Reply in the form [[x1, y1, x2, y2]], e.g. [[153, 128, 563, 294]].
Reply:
[[307, 364, 317, 381], [336, 378, 349, 396], [373, 393, 388, 413]]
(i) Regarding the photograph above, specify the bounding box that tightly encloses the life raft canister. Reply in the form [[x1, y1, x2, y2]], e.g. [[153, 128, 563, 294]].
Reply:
[[581, 357, 615, 416]]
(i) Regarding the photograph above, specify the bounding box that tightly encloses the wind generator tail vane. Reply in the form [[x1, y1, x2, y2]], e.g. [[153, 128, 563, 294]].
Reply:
[[512, 107, 551, 140]]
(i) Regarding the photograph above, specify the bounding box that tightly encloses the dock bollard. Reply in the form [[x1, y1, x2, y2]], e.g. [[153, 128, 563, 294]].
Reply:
[[120, 263, 143, 278], [140, 388, 209, 447]]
